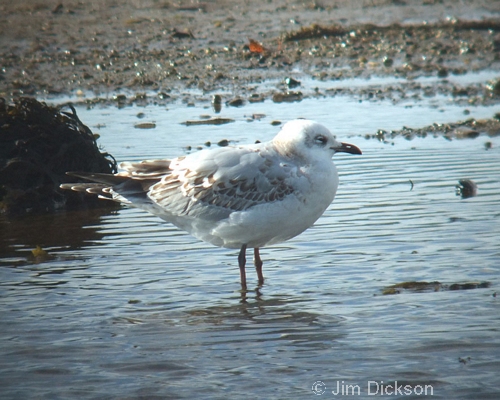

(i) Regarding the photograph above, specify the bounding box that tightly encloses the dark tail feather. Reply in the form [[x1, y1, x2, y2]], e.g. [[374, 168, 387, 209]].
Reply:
[[62, 172, 160, 202], [65, 171, 129, 186], [59, 182, 114, 200]]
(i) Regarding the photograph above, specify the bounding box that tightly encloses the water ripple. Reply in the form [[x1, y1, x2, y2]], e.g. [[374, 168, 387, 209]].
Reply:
[[1, 105, 499, 399]]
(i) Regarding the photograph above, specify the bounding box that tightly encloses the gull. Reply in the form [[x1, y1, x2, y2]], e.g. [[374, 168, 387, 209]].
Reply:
[[61, 119, 361, 288]]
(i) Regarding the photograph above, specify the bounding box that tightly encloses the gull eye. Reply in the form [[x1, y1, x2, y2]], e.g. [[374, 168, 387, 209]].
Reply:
[[314, 135, 328, 146]]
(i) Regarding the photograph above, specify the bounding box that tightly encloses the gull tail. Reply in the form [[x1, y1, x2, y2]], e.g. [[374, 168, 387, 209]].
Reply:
[[64, 171, 130, 186], [60, 171, 159, 203]]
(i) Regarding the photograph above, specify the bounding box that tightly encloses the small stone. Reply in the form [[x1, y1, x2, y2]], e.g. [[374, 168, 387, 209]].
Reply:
[[285, 77, 301, 88], [157, 92, 170, 99], [486, 79, 500, 96], [134, 122, 156, 129], [437, 67, 448, 78], [455, 179, 477, 199], [212, 94, 222, 104], [212, 94, 222, 113], [113, 94, 127, 102], [272, 91, 302, 103], [227, 97, 244, 107], [382, 56, 393, 67]]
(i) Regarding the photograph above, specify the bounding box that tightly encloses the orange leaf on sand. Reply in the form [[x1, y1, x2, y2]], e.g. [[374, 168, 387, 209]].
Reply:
[[248, 39, 265, 54]]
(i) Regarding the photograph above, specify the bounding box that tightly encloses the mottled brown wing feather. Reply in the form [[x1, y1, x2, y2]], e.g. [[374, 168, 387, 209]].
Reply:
[[148, 167, 295, 216], [118, 159, 175, 179]]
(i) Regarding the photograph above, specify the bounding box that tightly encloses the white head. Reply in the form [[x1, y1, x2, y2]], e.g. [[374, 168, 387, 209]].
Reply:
[[272, 119, 362, 162]]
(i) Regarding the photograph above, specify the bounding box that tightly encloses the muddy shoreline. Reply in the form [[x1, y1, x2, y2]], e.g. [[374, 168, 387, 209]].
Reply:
[[1, 0, 500, 107]]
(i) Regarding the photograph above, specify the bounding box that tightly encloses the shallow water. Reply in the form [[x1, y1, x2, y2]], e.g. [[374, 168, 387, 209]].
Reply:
[[1, 86, 500, 399]]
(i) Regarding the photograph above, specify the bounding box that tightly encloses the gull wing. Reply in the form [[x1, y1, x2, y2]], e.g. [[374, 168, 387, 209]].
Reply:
[[62, 145, 306, 221], [146, 145, 301, 220]]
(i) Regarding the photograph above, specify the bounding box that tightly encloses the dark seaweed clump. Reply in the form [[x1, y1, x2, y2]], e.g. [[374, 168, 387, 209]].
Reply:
[[0, 97, 117, 215]]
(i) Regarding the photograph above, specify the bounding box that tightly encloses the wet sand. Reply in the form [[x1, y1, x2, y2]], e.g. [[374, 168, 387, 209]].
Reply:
[[1, 0, 500, 105]]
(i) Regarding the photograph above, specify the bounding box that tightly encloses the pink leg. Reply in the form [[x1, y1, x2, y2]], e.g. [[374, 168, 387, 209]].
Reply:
[[238, 244, 247, 289], [254, 248, 264, 285]]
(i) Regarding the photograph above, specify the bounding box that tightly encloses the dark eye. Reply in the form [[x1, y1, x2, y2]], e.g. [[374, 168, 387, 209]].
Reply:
[[314, 135, 328, 146]]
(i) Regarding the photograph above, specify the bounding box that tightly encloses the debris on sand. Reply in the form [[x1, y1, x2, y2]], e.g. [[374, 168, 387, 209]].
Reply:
[[366, 117, 500, 141], [272, 91, 303, 103], [181, 117, 235, 126], [0, 97, 117, 215], [283, 23, 346, 41], [247, 39, 267, 54], [170, 28, 195, 39]]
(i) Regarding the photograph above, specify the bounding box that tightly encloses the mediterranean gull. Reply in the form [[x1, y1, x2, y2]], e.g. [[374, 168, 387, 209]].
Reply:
[[61, 119, 362, 288]]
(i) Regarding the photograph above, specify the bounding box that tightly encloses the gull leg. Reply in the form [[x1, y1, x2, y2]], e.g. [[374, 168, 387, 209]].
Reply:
[[254, 248, 264, 285], [238, 244, 247, 289]]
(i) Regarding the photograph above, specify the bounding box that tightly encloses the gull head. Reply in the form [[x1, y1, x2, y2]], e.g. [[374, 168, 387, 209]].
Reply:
[[272, 119, 362, 162]]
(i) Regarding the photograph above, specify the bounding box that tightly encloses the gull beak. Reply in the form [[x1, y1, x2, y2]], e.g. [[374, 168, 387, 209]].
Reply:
[[332, 142, 362, 155]]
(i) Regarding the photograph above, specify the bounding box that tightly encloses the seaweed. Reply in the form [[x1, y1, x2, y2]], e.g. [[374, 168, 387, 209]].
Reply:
[[382, 280, 491, 295], [0, 97, 117, 215]]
